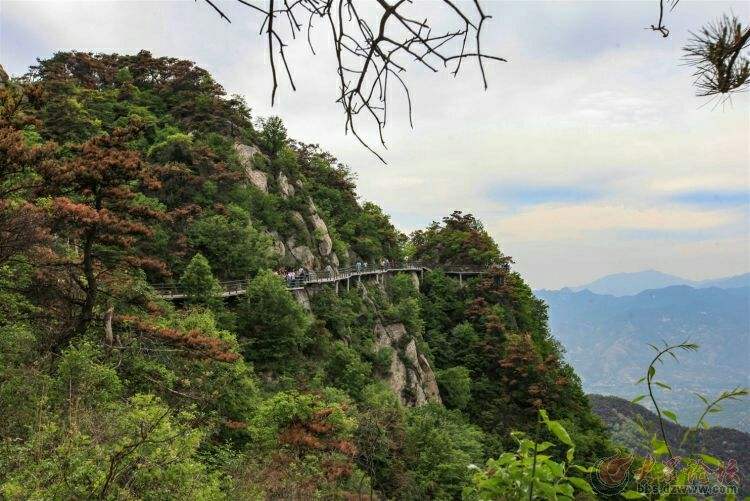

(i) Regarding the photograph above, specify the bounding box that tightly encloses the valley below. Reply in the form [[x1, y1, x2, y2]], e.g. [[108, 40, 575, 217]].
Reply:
[[538, 280, 750, 432]]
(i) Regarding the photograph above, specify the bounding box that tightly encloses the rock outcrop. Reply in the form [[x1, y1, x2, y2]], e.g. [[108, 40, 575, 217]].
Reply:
[[277, 172, 295, 198], [234, 143, 268, 192], [234, 141, 341, 270], [374, 322, 442, 406]]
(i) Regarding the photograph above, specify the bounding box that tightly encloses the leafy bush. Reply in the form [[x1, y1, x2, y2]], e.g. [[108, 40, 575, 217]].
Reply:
[[404, 403, 485, 499], [187, 209, 275, 279], [464, 410, 595, 500], [325, 340, 373, 398], [0, 394, 223, 500], [237, 270, 310, 366], [436, 366, 471, 410]]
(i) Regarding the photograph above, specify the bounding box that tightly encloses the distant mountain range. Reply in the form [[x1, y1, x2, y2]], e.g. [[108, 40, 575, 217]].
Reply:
[[536, 284, 750, 432], [560, 270, 750, 297], [590, 394, 750, 496]]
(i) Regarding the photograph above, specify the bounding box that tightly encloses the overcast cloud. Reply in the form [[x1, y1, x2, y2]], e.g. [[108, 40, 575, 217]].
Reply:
[[2, 0, 748, 288]]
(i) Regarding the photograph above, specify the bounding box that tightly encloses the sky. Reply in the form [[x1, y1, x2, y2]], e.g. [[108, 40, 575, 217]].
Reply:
[[1, 0, 748, 289]]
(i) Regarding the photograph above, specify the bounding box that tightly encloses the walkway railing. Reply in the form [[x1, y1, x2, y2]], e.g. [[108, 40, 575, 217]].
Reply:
[[153, 261, 490, 300]]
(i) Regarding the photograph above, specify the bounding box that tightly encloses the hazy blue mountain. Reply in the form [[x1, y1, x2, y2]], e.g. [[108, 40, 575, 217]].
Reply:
[[570, 270, 687, 296], [537, 285, 750, 432], [697, 272, 750, 289], [567, 270, 750, 296]]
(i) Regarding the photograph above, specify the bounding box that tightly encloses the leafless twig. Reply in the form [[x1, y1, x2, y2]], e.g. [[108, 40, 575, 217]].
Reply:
[[649, 0, 679, 37], [201, 0, 505, 162]]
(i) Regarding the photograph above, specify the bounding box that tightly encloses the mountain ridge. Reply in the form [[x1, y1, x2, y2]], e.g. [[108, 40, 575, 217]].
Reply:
[[548, 270, 750, 296], [537, 285, 750, 432]]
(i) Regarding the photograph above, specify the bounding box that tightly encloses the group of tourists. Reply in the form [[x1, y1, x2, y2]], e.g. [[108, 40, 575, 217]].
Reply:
[[354, 259, 394, 272], [276, 267, 308, 286], [275, 259, 404, 287]]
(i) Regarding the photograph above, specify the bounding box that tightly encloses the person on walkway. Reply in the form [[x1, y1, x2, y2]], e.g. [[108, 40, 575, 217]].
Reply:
[[356, 261, 362, 272], [363, 262, 368, 271]]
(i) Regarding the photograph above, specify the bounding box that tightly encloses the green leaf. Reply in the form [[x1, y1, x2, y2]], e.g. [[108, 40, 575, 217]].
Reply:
[[662, 409, 679, 423], [570, 464, 596, 473], [622, 490, 647, 499], [566, 447, 575, 462], [654, 381, 671, 390], [545, 419, 573, 446], [635, 376, 646, 385], [536, 441, 554, 452], [648, 366, 656, 379], [539, 409, 550, 423], [698, 454, 722, 467], [651, 439, 669, 456], [631, 395, 646, 404], [547, 460, 565, 477], [568, 477, 594, 493]]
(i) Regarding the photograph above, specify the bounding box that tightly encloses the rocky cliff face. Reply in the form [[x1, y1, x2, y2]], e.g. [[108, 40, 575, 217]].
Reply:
[[234, 143, 438, 407], [235, 142, 340, 271], [374, 322, 442, 406]]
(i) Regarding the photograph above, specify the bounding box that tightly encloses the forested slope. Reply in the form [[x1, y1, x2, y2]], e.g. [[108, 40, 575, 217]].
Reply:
[[0, 51, 609, 499]]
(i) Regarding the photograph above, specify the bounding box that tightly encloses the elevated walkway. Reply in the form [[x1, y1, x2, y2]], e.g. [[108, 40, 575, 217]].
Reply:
[[153, 261, 489, 300]]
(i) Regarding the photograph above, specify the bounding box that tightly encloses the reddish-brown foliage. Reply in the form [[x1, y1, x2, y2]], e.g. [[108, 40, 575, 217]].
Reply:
[[118, 314, 239, 363], [34, 130, 168, 338], [278, 406, 357, 459]]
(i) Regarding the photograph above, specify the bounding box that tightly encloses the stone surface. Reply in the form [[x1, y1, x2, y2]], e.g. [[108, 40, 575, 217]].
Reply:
[[409, 271, 420, 289], [278, 172, 295, 198], [234, 143, 268, 192], [288, 211, 313, 245], [309, 210, 329, 234], [292, 288, 311, 311], [267, 230, 287, 258], [289, 243, 316, 269], [374, 322, 442, 406], [318, 234, 333, 256], [418, 353, 442, 403]]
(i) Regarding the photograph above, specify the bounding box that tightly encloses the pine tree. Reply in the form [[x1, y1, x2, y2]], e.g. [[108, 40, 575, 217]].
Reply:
[[179, 252, 221, 304], [36, 128, 167, 341]]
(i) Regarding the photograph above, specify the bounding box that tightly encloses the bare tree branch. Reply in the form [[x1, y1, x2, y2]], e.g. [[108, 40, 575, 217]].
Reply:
[[200, 0, 506, 162], [649, 0, 679, 37]]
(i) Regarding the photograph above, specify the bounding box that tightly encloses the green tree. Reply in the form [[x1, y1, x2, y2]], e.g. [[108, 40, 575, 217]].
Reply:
[[436, 366, 471, 410], [187, 209, 275, 279], [410, 211, 503, 267], [179, 252, 221, 304], [237, 270, 310, 365], [355, 383, 411, 499], [404, 403, 485, 499], [0, 394, 223, 500], [258, 116, 287, 156]]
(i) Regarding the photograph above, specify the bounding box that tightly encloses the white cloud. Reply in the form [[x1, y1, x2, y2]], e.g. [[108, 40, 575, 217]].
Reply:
[[493, 204, 740, 242], [2, 0, 748, 288]]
